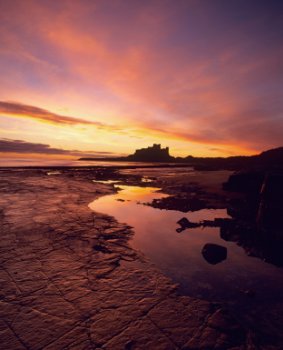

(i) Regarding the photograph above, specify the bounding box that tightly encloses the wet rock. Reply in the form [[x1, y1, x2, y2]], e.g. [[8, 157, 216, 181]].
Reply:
[[176, 217, 200, 232], [151, 195, 206, 212], [202, 243, 227, 265], [223, 170, 283, 266], [223, 171, 264, 194], [257, 172, 283, 233], [0, 169, 257, 349], [201, 218, 234, 228]]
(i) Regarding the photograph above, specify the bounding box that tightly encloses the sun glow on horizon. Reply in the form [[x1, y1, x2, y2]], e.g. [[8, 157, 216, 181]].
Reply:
[[0, 0, 282, 161]]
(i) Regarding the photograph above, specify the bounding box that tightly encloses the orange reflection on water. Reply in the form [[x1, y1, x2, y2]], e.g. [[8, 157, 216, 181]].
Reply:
[[89, 183, 283, 309], [113, 185, 167, 202]]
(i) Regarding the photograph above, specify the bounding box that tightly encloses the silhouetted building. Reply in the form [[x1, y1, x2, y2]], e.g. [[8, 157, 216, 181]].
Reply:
[[127, 144, 172, 162]]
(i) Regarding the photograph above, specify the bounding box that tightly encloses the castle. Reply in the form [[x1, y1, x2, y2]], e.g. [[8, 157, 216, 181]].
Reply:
[[127, 144, 172, 162]]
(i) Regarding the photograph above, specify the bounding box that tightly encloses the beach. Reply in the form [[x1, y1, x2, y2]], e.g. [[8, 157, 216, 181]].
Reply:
[[1, 167, 283, 349], [0, 167, 254, 350]]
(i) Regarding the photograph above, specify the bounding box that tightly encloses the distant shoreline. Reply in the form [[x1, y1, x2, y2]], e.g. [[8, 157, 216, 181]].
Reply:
[[0, 162, 194, 170], [1, 145, 282, 170]]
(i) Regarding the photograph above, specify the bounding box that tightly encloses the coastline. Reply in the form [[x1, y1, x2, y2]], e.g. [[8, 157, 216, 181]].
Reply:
[[0, 167, 255, 349]]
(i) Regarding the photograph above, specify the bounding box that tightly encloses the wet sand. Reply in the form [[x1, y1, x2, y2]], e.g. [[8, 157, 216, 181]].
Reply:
[[0, 168, 268, 349]]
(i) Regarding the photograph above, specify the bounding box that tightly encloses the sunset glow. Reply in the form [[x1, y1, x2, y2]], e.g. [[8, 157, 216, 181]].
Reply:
[[1, 0, 282, 160]]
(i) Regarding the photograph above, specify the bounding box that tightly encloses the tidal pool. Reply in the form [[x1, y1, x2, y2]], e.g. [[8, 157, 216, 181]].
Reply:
[[89, 183, 283, 326]]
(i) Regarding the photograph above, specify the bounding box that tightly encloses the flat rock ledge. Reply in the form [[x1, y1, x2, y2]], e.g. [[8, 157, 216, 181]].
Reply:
[[0, 170, 254, 350]]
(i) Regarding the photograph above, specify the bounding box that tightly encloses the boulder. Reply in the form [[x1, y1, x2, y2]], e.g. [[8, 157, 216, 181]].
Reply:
[[201, 243, 227, 265]]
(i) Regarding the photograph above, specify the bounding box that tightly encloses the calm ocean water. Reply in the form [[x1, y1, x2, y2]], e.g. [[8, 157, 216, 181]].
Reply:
[[89, 181, 283, 335], [0, 158, 181, 168]]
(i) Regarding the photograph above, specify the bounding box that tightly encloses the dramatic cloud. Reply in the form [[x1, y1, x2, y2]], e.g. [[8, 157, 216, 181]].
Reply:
[[0, 0, 282, 157], [0, 139, 118, 158], [0, 101, 121, 131]]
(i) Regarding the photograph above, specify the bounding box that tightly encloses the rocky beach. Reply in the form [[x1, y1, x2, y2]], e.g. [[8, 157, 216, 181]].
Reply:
[[0, 167, 256, 350], [1, 166, 283, 349]]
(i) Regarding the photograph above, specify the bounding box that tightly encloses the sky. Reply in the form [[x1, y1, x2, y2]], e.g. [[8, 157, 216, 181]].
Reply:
[[0, 0, 283, 160]]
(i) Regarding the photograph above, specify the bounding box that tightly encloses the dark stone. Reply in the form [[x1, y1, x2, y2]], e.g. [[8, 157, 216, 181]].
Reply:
[[222, 170, 283, 265], [176, 217, 200, 232], [223, 171, 264, 194], [201, 243, 227, 265], [257, 173, 283, 232], [151, 196, 206, 212]]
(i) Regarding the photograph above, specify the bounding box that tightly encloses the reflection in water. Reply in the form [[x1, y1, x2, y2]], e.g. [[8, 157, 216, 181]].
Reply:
[[141, 176, 153, 183], [0, 158, 184, 167], [47, 171, 61, 176], [93, 179, 120, 184], [89, 184, 283, 318], [120, 166, 194, 179]]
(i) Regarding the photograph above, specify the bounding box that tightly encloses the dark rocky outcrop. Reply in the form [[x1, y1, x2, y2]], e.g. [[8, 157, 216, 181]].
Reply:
[[152, 195, 206, 212], [222, 170, 283, 266], [223, 171, 265, 194], [176, 217, 199, 232], [257, 172, 283, 233]]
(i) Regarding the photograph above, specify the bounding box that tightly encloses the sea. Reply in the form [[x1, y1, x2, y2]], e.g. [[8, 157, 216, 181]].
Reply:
[[0, 157, 189, 168]]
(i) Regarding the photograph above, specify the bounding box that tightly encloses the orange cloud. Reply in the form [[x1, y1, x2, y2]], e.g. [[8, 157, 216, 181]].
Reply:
[[0, 101, 123, 132], [0, 0, 282, 157], [0, 138, 121, 157]]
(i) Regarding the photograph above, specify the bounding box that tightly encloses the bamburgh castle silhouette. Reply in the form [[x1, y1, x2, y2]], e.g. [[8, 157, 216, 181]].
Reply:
[[127, 144, 172, 162], [79, 144, 283, 170]]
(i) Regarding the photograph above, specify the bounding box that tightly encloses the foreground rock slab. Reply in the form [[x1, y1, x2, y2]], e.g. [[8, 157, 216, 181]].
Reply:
[[0, 169, 254, 349]]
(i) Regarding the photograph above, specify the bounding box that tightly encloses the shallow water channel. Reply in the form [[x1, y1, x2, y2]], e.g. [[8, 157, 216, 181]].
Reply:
[[89, 181, 283, 328]]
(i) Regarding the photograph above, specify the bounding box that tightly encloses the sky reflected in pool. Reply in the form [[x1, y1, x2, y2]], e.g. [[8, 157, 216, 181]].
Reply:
[[89, 183, 283, 318]]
